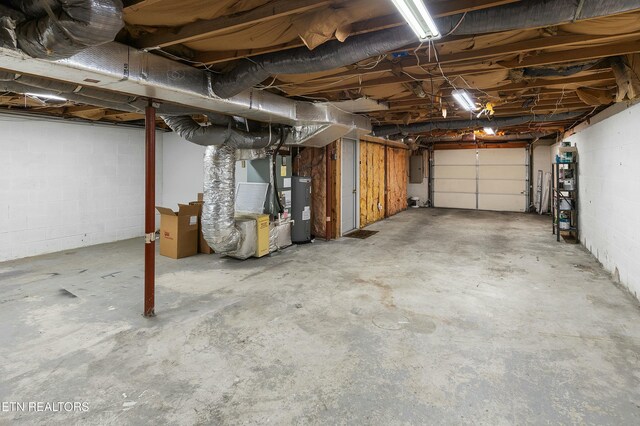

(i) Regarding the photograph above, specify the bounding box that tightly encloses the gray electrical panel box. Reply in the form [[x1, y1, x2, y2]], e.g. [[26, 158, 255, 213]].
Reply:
[[246, 154, 292, 216], [410, 154, 424, 184], [291, 176, 312, 243]]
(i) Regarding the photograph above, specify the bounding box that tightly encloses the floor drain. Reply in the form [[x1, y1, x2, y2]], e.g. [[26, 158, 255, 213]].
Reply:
[[372, 312, 409, 330]]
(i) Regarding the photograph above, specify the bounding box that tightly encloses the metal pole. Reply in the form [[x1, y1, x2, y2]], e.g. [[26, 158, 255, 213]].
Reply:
[[144, 102, 156, 317], [325, 144, 332, 240]]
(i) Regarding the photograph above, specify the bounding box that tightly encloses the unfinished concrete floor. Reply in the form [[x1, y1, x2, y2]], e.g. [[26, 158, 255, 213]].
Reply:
[[1, 209, 639, 425]]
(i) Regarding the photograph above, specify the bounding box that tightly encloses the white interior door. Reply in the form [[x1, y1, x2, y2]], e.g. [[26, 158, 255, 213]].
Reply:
[[341, 139, 358, 234], [433, 147, 528, 212]]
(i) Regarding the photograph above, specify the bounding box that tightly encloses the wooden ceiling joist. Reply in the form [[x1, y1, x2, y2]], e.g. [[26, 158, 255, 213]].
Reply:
[[289, 33, 636, 88], [191, 0, 520, 65], [499, 39, 640, 68], [291, 68, 615, 96], [136, 0, 332, 49]]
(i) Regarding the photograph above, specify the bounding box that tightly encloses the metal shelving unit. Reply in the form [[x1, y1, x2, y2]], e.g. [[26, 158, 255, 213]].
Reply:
[[552, 156, 578, 243]]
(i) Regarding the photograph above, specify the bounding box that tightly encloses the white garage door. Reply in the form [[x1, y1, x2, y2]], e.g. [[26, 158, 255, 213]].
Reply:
[[433, 148, 528, 212]]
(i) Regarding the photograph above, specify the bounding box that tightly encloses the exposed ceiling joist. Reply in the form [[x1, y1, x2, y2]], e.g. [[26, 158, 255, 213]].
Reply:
[[192, 0, 521, 65], [136, 0, 332, 49], [291, 68, 614, 95], [294, 33, 636, 86], [499, 39, 640, 68]]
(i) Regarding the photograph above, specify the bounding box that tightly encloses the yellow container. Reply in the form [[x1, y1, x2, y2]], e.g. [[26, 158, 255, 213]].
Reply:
[[255, 214, 270, 258]]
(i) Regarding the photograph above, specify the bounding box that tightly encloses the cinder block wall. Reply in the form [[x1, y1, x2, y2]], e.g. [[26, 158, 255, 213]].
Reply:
[[161, 132, 248, 208], [0, 115, 163, 261], [559, 102, 640, 300]]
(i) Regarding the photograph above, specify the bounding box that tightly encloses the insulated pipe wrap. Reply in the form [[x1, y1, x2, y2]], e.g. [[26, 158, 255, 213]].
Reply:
[[373, 112, 585, 137], [211, 0, 640, 98], [161, 115, 279, 148], [163, 115, 282, 255], [212, 26, 417, 98], [2, 0, 124, 60], [202, 144, 242, 254]]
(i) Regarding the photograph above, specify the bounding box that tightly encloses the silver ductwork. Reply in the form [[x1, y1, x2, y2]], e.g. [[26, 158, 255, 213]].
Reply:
[[0, 0, 123, 60], [210, 0, 640, 98], [203, 144, 242, 254], [0, 42, 371, 144], [373, 112, 585, 137], [163, 115, 338, 256]]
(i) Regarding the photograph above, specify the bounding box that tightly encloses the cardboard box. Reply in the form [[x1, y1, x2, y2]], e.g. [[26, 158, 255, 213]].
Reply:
[[156, 204, 200, 259], [188, 200, 214, 254]]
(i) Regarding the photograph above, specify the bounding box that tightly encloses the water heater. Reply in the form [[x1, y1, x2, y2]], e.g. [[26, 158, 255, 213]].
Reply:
[[291, 176, 312, 243]]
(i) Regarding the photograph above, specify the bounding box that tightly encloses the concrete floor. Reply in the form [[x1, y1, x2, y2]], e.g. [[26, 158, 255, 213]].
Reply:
[[1, 209, 639, 425]]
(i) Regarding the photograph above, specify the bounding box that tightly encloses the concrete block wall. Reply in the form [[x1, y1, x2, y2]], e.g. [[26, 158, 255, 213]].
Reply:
[[0, 115, 163, 262], [162, 132, 248, 208], [559, 101, 640, 300]]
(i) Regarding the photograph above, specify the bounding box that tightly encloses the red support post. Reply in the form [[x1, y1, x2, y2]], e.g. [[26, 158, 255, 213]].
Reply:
[[144, 102, 156, 317], [325, 144, 332, 241]]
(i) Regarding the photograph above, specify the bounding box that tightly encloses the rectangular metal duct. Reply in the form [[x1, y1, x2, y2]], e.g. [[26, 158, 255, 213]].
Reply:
[[0, 42, 371, 146]]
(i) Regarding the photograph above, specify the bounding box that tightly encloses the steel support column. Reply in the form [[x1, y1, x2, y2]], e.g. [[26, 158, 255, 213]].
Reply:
[[144, 102, 156, 317]]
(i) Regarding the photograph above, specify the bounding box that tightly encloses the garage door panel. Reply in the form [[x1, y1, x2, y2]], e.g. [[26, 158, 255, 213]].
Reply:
[[434, 150, 476, 165], [434, 192, 476, 209], [479, 179, 526, 194], [434, 165, 476, 179], [434, 178, 476, 193], [478, 165, 526, 180], [478, 194, 526, 212], [479, 148, 526, 164], [433, 147, 528, 212]]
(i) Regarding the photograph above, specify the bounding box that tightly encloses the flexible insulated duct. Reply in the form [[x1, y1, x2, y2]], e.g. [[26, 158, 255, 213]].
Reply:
[[373, 112, 585, 137], [202, 144, 242, 254], [0, 0, 123, 60], [211, 0, 640, 98], [162, 115, 284, 255], [163, 115, 336, 256]]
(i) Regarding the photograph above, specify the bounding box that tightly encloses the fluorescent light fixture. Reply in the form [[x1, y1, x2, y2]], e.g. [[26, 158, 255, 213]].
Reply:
[[390, 0, 441, 40], [451, 89, 477, 111], [25, 93, 66, 101], [483, 127, 496, 135]]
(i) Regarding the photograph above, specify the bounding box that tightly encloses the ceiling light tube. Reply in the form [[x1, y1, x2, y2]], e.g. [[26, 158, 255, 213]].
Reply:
[[25, 93, 67, 101], [451, 90, 477, 111], [483, 127, 496, 135], [390, 0, 441, 40]]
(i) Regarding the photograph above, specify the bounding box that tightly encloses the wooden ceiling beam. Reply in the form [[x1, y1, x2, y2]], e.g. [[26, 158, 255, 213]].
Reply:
[[499, 39, 640, 68], [103, 111, 145, 122], [385, 99, 586, 112], [193, 0, 520, 65], [123, 0, 164, 11], [293, 33, 634, 85], [136, 0, 332, 49], [292, 69, 614, 95]]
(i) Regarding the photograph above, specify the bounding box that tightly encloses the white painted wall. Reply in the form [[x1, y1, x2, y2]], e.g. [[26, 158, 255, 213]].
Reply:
[[407, 151, 429, 205], [558, 102, 640, 300], [161, 132, 248, 208], [0, 115, 163, 262]]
